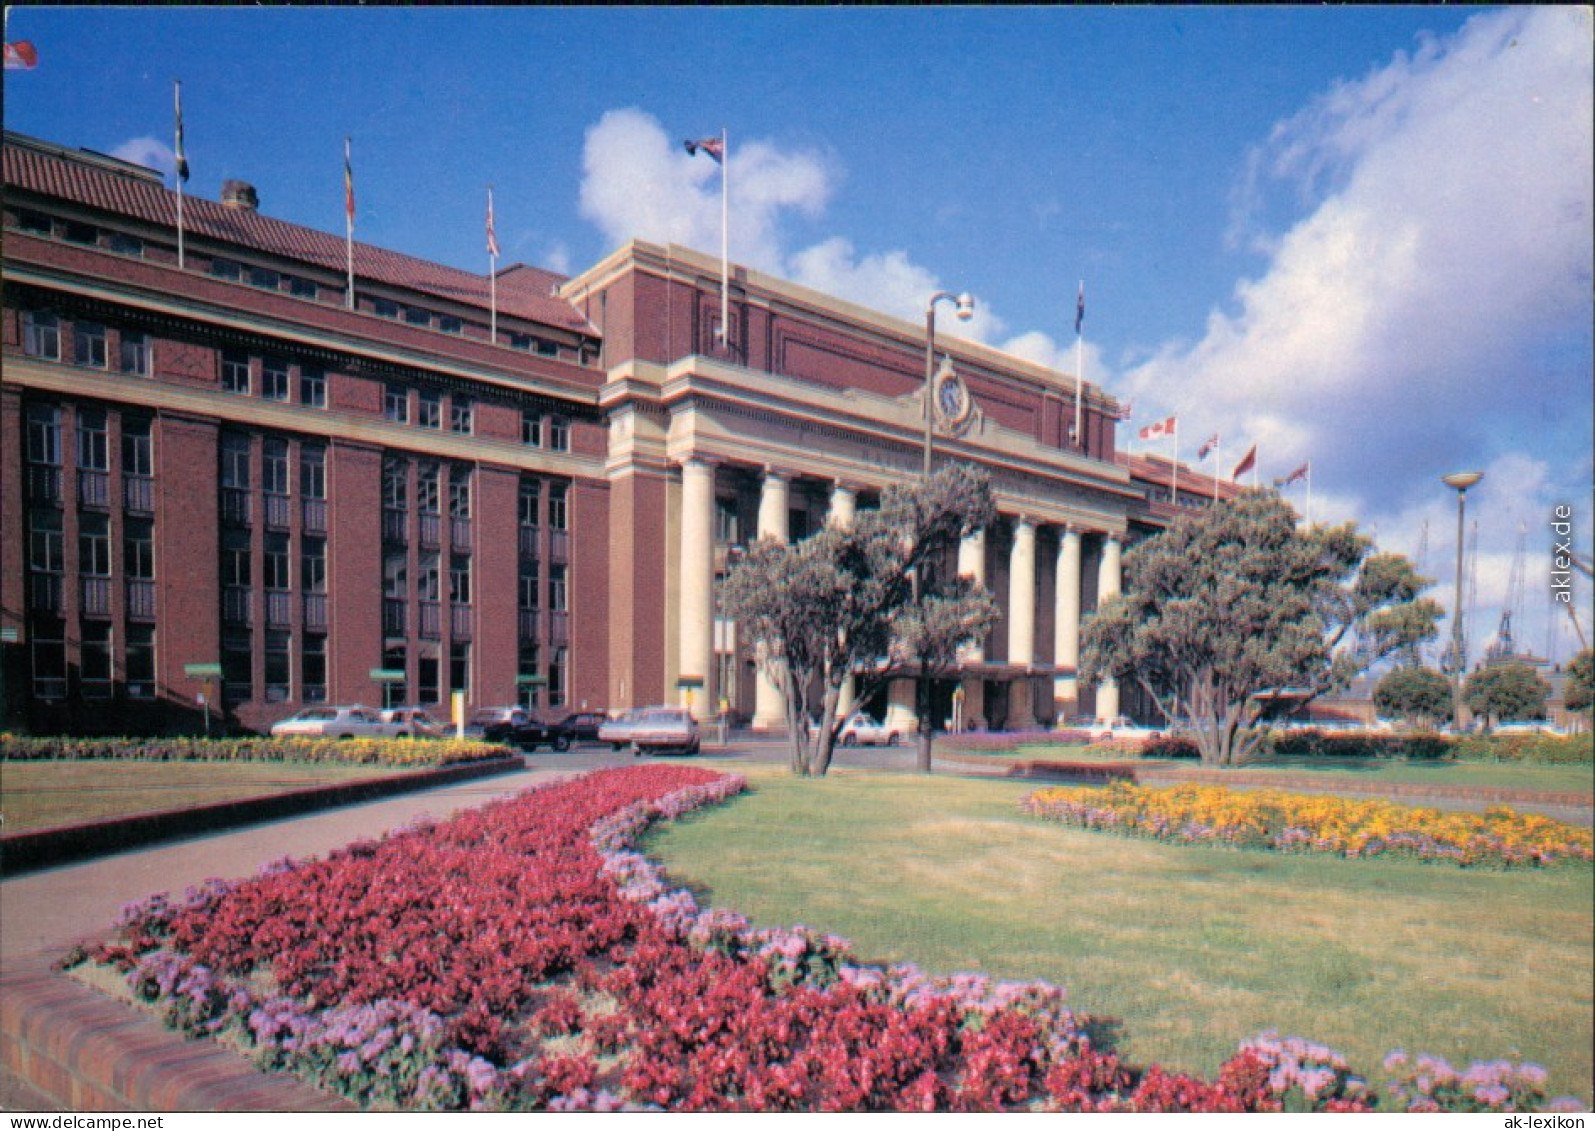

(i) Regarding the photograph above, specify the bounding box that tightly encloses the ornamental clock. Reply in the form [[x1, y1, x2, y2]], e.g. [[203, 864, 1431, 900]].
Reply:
[[933, 360, 975, 433]]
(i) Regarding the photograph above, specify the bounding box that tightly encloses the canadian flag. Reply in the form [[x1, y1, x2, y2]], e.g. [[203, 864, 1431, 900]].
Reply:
[[1138, 415, 1176, 441]]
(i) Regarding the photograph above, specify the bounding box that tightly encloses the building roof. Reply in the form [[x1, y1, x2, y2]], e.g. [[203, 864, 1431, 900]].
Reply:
[[3, 132, 594, 336], [1115, 450, 1240, 497]]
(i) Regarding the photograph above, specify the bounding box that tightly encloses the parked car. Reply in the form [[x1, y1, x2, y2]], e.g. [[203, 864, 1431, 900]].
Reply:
[[465, 706, 531, 739], [381, 707, 448, 739], [1491, 721, 1564, 736], [557, 711, 610, 744], [1087, 716, 1164, 743], [816, 712, 902, 747], [599, 708, 649, 751], [481, 712, 573, 752], [628, 706, 700, 756], [270, 704, 397, 739]]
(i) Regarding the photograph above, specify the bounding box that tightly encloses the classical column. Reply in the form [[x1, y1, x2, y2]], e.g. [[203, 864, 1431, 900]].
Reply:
[[678, 457, 716, 718], [752, 469, 791, 729], [1095, 534, 1123, 721], [1053, 527, 1083, 723], [830, 482, 859, 718], [1006, 517, 1037, 729], [955, 526, 988, 729]]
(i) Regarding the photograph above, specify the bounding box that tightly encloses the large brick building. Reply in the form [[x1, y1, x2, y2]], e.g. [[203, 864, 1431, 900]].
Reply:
[[1, 131, 1234, 736]]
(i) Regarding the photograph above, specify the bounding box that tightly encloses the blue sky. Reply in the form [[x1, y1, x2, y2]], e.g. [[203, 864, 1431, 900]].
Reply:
[[5, 6, 1592, 666]]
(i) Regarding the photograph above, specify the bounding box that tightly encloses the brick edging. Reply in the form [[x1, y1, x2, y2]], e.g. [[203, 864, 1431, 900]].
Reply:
[[0, 755, 525, 877], [1, 952, 353, 1112]]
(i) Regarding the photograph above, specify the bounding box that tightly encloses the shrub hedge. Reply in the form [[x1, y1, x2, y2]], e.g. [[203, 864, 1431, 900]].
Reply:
[[0, 735, 514, 768]]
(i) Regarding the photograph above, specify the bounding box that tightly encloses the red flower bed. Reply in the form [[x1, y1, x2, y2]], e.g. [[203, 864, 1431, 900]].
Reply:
[[77, 765, 1575, 1113]]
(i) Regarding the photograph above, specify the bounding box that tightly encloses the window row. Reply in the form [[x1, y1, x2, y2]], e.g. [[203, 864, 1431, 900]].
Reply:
[[221, 628, 327, 706], [208, 257, 323, 301], [30, 618, 157, 701], [220, 349, 327, 407], [11, 209, 144, 258], [383, 384, 473, 433], [520, 410, 571, 451], [23, 311, 152, 376], [26, 405, 152, 475]]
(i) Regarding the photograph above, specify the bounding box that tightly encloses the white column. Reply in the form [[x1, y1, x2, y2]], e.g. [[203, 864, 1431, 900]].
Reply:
[[1095, 534, 1123, 721], [1054, 527, 1082, 722], [678, 458, 716, 718], [753, 469, 791, 729], [830, 482, 859, 718], [1006, 518, 1037, 728], [956, 528, 987, 662]]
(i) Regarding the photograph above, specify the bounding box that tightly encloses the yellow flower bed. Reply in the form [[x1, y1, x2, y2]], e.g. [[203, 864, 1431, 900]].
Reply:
[[1021, 782, 1593, 868], [0, 735, 513, 768]]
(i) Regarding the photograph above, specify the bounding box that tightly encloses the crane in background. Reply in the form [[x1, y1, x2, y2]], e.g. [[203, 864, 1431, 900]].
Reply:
[[1486, 521, 1528, 662]]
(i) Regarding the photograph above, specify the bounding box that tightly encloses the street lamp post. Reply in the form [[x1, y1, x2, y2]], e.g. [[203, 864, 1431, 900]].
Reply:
[[1441, 470, 1483, 729], [924, 291, 975, 476]]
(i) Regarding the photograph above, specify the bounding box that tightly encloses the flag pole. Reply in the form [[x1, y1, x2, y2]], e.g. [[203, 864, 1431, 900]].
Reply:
[[174, 81, 186, 270], [487, 185, 498, 343], [719, 127, 729, 345], [1073, 280, 1084, 448], [1213, 437, 1221, 501], [1306, 463, 1313, 527], [344, 137, 355, 312], [1170, 420, 1179, 507]]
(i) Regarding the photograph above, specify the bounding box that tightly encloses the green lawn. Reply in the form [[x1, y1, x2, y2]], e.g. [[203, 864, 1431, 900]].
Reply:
[[0, 760, 406, 834], [647, 766, 1594, 1104]]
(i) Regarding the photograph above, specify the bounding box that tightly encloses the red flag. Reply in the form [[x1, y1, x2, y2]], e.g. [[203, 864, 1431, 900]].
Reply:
[[1197, 433, 1219, 460], [1274, 461, 1310, 488], [1138, 415, 1176, 441], [344, 137, 355, 226], [684, 136, 724, 163], [3, 41, 38, 70], [1232, 444, 1257, 481], [486, 187, 500, 258]]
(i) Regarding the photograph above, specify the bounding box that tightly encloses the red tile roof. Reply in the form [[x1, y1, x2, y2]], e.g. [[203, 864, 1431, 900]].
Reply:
[[3, 133, 595, 334]]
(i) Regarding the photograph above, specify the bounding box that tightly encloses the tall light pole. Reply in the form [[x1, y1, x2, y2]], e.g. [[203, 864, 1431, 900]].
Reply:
[[924, 291, 975, 476], [1441, 470, 1483, 729]]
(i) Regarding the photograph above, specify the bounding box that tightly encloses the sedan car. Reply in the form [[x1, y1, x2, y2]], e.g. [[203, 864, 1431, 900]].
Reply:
[[557, 711, 610, 743], [828, 712, 902, 747], [1087, 716, 1164, 743], [627, 706, 700, 756], [270, 704, 396, 739], [599, 708, 648, 751], [465, 706, 531, 739], [480, 713, 573, 752]]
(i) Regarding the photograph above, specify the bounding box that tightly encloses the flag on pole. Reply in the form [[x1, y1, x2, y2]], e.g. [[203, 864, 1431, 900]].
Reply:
[[1138, 415, 1177, 442], [1197, 433, 1219, 461], [1232, 444, 1257, 481], [173, 82, 189, 183], [1074, 282, 1085, 336], [486, 187, 500, 258], [1115, 398, 1134, 421], [1274, 461, 1310, 488], [344, 137, 355, 226], [3, 40, 37, 69], [684, 136, 725, 162]]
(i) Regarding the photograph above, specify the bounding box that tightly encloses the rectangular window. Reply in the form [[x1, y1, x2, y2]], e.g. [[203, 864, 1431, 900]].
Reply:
[[221, 528, 251, 588], [449, 396, 473, 435], [418, 553, 441, 601], [264, 630, 292, 703], [715, 498, 740, 545], [449, 643, 470, 698], [302, 634, 327, 703], [548, 646, 567, 708], [547, 416, 570, 452], [16, 209, 52, 235], [122, 418, 153, 477], [417, 465, 440, 515], [448, 468, 471, 518], [221, 627, 252, 704], [62, 220, 97, 246], [288, 276, 318, 299], [449, 557, 471, 605], [299, 364, 326, 407], [264, 532, 291, 591], [29, 510, 64, 575], [518, 479, 541, 527], [27, 404, 62, 465], [438, 315, 462, 335], [508, 332, 532, 351], [73, 322, 108, 368], [537, 338, 560, 358], [24, 311, 61, 360], [383, 553, 407, 600], [300, 445, 326, 499], [549, 563, 568, 612], [382, 456, 407, 511], [521, 411, 542, 447], [418, 391, 442, 429], [125, 518, 156, 580], [373, 298, 399, 319], [126, 624, 155, 698], [79, 513, 112, 577], [549, 483, 568, 531], [119, 331, 152, 376], [31, 621, 67, 700], [263, 438, 290, 496], [261, 358, 290, 402], [220, 433, 251, 489], [384, 385, 409, 423], [519, 562, 539, 609], [210, 257, 242, 282], [76, 408, 110, 471], [108, 232, 144, 257], [81, 621, 113, 698], [302, 537, 327, 593], [249, 266, 281, 291], [403, 306, 431, 327], [221, 350, 251, 394]]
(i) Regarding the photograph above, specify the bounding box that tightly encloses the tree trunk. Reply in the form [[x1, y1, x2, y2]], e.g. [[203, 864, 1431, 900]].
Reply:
[[915, 667, 934, 773], [807, 683, 843, 777]]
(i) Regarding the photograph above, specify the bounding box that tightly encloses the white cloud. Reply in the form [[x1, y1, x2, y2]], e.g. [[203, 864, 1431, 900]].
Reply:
[[110, 136, 176, 178]]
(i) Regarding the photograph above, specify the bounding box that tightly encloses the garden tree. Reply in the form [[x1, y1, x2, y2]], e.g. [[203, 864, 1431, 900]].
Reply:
[[1081, 490, 1441, 766], [1372, 665, 1453, 729], [1565, 648, 1594, 715], [1463, 661, 1551, 726], [720, 463, 998, 777]]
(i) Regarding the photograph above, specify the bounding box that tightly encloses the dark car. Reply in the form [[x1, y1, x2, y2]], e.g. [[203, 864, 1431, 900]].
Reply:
[[557, 711, 609, 743], [481, 713, 572, 752]]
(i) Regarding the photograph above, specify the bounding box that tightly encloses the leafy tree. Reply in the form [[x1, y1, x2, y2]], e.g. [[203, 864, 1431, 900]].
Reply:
[[1372, 665, 1453, 728], [1463, 662, 1551, 726], [1081, 490, 1441, 766], [1565, 649, 1594, 715], [721, 463, 997, 777]]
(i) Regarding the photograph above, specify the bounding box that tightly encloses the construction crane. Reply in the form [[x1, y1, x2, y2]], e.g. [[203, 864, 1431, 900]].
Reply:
[[1486, 521, 1528, 662], [1562, 550, 1593, 651]]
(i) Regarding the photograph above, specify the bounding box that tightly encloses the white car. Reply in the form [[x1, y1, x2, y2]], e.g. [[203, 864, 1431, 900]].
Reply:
[[1087, 716, 1164, 743], [270, 704, 398, 739], [381, 707, 449, 738], [1492, 721, 1564, 737], [832, 712, 903, 747], [627, 707, 700, 756], [599, 707, 649, 751]]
